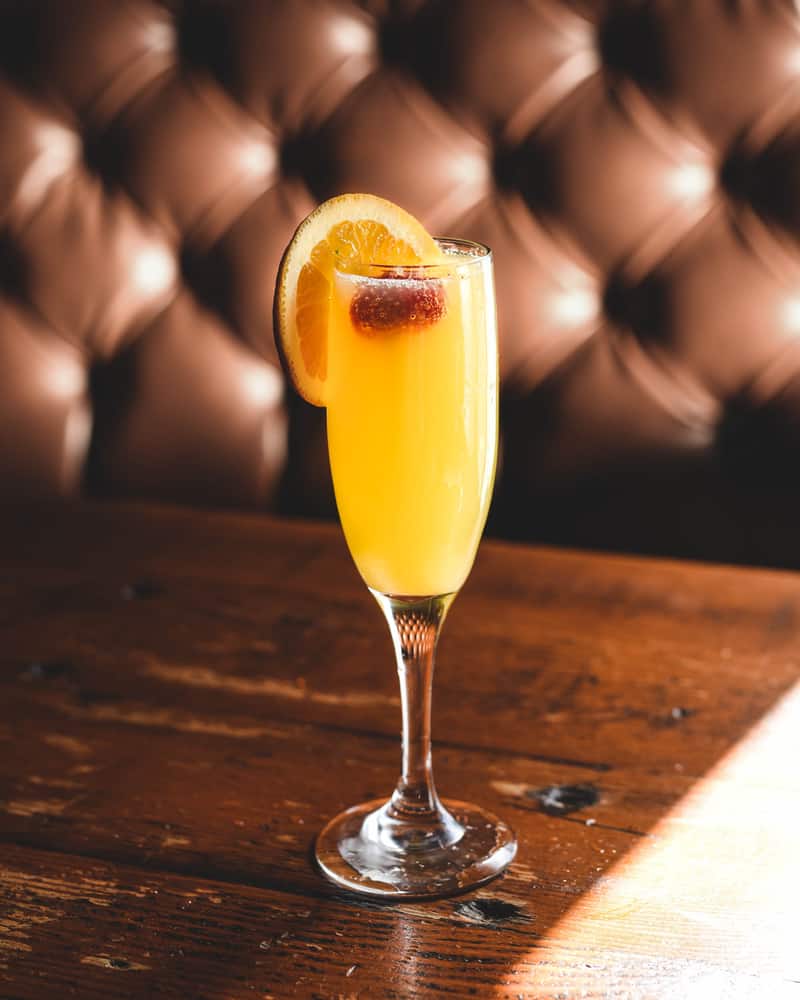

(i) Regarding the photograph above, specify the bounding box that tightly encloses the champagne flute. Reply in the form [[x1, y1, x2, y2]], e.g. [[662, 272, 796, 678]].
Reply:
[[315, 238, 517, 898]]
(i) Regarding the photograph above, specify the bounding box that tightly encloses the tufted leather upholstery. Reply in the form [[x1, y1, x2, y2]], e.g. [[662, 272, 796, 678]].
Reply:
[[3, 0, 800, 565]]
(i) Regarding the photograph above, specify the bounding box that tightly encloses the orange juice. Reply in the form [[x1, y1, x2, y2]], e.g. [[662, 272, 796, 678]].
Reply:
[[326, 243, 497, 596]]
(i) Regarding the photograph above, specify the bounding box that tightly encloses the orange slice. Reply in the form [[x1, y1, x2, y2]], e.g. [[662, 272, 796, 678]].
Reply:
[[273, 194, 440, 406]]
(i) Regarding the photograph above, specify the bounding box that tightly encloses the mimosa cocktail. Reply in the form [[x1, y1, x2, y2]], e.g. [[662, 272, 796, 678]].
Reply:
[[327, 242, 497, 597], [273, 195, 516, 898]]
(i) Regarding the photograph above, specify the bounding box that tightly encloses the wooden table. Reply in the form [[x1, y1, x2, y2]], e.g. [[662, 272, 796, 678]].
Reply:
[[1, 503, 799, 999]]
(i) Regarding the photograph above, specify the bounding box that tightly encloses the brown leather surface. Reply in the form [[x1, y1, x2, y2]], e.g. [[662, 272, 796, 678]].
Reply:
[[3, 1, 800, 563]]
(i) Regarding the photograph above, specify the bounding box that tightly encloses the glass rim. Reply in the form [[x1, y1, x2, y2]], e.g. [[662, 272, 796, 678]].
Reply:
[[334, 237, 492, 278]]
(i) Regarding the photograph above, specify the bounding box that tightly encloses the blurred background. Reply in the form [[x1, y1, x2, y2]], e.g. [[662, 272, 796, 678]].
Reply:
[[3, 0, 800, 567]]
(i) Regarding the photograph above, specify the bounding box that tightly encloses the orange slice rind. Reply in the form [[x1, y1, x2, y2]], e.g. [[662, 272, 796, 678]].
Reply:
[[273, 194, 441, 406]]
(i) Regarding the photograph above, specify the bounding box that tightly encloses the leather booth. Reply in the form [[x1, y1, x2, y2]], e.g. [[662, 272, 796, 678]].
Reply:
[[3, 0, 800, 567]]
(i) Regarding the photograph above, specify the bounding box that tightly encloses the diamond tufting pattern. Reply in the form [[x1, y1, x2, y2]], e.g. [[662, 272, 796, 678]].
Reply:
[[3, 0, 800, 564]]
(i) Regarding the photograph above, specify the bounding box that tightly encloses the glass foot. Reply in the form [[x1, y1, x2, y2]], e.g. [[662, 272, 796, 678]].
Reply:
[[315, 797, 517, 899]]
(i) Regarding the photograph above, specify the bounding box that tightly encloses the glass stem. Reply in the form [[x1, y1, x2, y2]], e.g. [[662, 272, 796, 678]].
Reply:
[[372, 591, 455, 820]]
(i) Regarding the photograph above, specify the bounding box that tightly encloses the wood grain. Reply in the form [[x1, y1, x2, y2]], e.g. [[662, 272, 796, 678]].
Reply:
[[1, 502, 800, 998]]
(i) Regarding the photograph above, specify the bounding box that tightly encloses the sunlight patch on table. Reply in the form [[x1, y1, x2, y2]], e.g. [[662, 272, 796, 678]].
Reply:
[[503, 680, 800, 995]]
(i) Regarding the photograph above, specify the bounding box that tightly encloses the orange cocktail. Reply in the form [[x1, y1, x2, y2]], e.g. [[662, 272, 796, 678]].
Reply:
[[327, 245, 497, 596], [275, 195, 515, 899]]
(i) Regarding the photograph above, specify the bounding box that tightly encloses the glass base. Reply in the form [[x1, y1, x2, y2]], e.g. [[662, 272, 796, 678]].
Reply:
[[315, 797, 517, 899]]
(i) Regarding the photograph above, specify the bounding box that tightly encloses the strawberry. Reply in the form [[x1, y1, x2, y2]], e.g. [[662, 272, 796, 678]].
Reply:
[[350, 277, 446, 334]]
